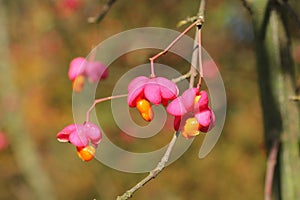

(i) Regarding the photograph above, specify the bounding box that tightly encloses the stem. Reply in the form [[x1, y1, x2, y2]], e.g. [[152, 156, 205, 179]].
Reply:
[[189, 29, 198, 88], [197, 0, 205, 88], [171, 71, 192, 83], [86, 94, 128, 122], [189, 67, 197, 88], [116, 132, 179, 200], [88, 0, 118, 23], [149, 20, 199, 77], [264, 140, 279, 200], [190, 0, 206, 89], [198, 0, 206, 21], [289, 96, 300, 101], [197, 26, 203, 88]]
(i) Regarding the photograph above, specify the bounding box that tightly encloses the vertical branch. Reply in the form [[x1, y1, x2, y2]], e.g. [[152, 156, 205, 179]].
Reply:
[[0, 2, 56, 200], [276, 4, 300, 199], [243, 0, 300, 199]]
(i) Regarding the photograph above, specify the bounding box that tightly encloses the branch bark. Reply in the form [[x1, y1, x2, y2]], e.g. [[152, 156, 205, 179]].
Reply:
[[116, 132, 179, 200], [243, 0, 300, 199], [88, 0, 117, 23]]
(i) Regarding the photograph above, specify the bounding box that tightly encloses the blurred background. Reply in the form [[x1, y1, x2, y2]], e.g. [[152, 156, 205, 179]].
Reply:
[[0, 0, 299, 199]]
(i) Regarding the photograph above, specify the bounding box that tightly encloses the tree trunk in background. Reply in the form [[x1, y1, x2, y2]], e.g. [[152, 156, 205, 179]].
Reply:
[[245, 0, 300, 199], [0, 1, 56, 200]]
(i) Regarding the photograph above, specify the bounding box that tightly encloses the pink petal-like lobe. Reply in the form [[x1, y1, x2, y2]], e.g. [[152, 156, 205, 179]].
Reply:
[[127, 76, 179, 107], [200, 110, 216, 132], [167, 88, 198, 116], [155, 77, 179, 99], [69, 124, 89, 147], [127, 86, 144, 107], [144, 84, 161, 105], [195, 109, 212, 127], [56, 124, 77, 142], [85, 61, 108, 82], [59, 123, 102, 148], [181, 88, 198, 110], [128, 76, 148, 92], [84, 122, 102, 146], [127, 76, 148, 107], [194, 90, 209, 113], [68, 57, 86, 81], [167, 97, 188, 116], [195, 108, 216, 132]]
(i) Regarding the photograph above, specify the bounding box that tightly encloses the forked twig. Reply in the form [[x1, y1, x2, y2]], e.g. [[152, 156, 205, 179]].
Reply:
[[149, 20, 199, 78], [86, 94, 127, 122]]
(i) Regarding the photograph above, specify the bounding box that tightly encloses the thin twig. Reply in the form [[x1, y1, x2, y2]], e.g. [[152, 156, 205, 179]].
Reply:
[[171, 71, 192, 83], [116, 132, 179, 200], [264, 140, 279, 200], [86, 94, 127, 122], [240, 0, 253, 15], [197, 27, 203, 87], [197, 0, 206, 23], [289, 95, 300, 101], [149, 20, 199, 77], [189, 31, 198, 88], [280, 0, 300, 30], [88, 0, 117, 23], [197, 0, 205, 87], [190, 0, 205, 88]]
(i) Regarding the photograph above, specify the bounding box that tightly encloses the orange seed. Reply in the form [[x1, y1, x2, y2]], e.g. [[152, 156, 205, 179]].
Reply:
[[182, 117, 201, 139], [136, 99, 154, 122], [77, 146, 96, 162], [72, 75, 85, 92]]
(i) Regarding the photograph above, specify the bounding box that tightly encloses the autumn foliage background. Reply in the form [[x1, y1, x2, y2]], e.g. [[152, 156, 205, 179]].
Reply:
[[0, 0, 300, 199]]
